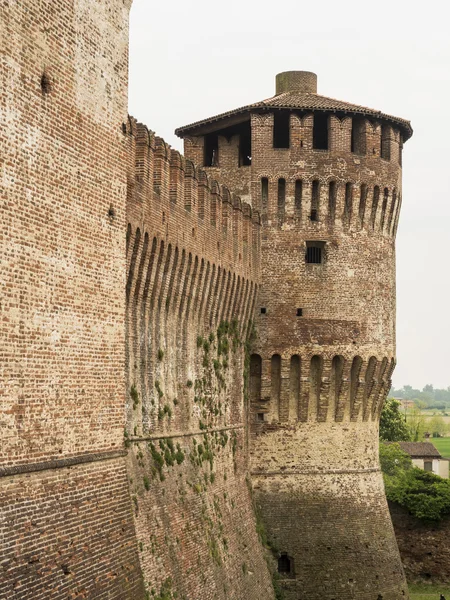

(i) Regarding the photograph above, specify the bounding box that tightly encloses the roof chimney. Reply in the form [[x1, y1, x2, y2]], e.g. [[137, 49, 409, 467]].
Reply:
[[275, 71, 317, 95]]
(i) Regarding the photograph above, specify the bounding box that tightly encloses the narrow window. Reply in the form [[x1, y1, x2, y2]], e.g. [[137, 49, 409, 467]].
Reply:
[[313, 113, 328, 150], [239, 122, 252, 166], [256, 412, 265, 423], [310, 180, 319, 221], [296, 308, 303, 316], [273, 112, 290, 149], [260, 307, 266, 315], [351, 117, 366, 155], [328, 181, 336, 223], [381, 124, 390, 160], [278, 554, 291, 574], [305, 241, 325, 264], [359, 184, 368, 226], [295, 180, 302, 218], [343, 182, 353, 225], [204, 133, 218, 167], [261, 177, 269, 216], [278, 178, 286, 226], [370, 186, 379, 230]]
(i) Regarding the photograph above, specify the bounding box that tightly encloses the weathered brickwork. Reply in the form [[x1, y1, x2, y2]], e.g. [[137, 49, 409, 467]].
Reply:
[[390, 502, 450, 584], [2, 1, 414, 596], [0, 1, 144, 598], [124, 120, 274, 598], [0, 458, 143, 600], [178, 70, 413, 599]]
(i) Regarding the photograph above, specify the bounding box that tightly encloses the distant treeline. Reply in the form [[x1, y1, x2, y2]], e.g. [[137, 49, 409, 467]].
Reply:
[[390, 384, 450, 409]]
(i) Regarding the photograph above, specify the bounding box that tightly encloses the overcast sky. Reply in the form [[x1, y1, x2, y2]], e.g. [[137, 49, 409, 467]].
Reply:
[[128, 0, 450, 390]]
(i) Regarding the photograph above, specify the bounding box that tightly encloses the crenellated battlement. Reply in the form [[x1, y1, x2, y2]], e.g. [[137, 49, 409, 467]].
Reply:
[[252, 176, 401, 237], [126, 118, 260, 275]]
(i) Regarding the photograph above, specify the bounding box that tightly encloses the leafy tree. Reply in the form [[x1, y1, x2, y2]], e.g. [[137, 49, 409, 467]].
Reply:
[[428, 415, 448, 437], [380, 442, 450, 521], [407, 407, 427, 441], [379, 398, 411, 442], [379, 440, 412, 475]]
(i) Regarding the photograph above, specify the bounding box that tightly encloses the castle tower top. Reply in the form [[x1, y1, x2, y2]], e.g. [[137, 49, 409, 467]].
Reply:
[[175, 71, 412, 141], [275, 71, 317, 95]]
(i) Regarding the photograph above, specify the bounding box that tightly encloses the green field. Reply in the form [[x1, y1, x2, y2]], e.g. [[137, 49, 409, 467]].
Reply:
[[409, 583, 450, 599], [428, 437, 450, 459]]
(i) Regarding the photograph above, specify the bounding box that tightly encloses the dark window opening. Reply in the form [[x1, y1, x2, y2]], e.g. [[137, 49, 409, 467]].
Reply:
[[261, 178, 268, 222], [343, 182, 353, 225], [260, 307, 267, 315], [351, 117, 366, 155], [256, 412, 265, 423], [359, 184, 368, 225], [296, 308, 303, 317], [313, 113, 328, 150], [278, 554, 291, 574], [278, 178, 286, 225], [273, 111, 290, 149], [328, 181, 336, 223], [40, 72, 52, 95], [239, 122, 252, 166], [295, 180, 302, 217], [305, 241, 324, 264], [370, 186, 380, 230], [381, 124, 391, 161], [310, 180, 320, 221], [204, 133, 218, 167]]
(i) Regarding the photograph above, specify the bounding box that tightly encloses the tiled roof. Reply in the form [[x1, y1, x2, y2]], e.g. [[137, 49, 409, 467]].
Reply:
[[398, 442, 442, 458], [175, 91, 413, 140]]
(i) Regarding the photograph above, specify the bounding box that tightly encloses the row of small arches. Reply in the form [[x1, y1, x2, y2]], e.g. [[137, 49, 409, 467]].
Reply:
[[261, 178, 401, 235], [126, 225, 258, 333], [249, 353, 395, 423]]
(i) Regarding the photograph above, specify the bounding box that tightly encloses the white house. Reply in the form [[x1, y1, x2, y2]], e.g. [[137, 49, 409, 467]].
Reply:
[[398, 442, 449, 479]]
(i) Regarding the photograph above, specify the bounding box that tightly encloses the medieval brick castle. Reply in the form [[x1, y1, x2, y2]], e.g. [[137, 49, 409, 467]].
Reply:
[[1, 3, 412, 600]]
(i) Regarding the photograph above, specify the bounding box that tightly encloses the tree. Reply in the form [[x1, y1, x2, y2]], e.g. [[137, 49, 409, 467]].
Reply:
[[380, 442, 450, 521], [379, 441, 412, 475], [428, 415, 447, 437], [379, 398, 411, 442], [407, 407, 427, 441]]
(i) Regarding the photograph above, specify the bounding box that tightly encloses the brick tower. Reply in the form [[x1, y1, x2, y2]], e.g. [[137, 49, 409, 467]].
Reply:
[[177, 71, 413, 599]]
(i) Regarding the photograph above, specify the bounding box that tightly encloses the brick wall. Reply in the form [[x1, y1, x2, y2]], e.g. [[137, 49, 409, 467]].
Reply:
[[0, 2, 144, 597], [390, 502, 450, 584], [124, 120, 274, 598]]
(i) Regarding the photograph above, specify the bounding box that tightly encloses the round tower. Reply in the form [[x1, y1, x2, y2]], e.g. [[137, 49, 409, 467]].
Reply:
[[176, 71, 413, 600]]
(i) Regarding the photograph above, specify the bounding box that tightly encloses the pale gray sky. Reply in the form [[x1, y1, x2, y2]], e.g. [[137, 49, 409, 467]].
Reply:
[[128, 0, 450, 389]]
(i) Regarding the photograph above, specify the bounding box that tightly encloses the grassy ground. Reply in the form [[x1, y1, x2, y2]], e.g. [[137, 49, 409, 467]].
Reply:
[[409, 583, 450, 599], [427, 437, 450, 459]]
